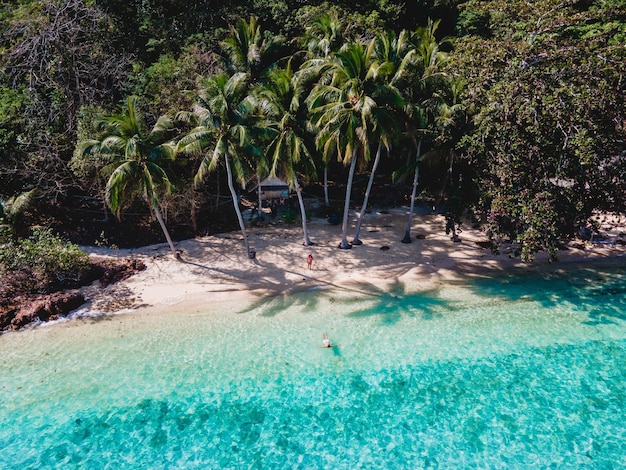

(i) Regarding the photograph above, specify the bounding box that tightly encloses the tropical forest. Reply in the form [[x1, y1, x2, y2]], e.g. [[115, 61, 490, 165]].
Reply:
[[1, 0, 625, 323]]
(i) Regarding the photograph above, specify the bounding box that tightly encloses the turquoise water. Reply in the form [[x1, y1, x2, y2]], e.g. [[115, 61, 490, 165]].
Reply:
[[1, 260, 625, 468]]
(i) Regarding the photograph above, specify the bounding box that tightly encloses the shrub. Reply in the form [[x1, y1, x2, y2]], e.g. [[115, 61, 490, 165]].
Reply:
[[0, 228, 90, 291]]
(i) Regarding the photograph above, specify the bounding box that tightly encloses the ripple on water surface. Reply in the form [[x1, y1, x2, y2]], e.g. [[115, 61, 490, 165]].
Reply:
[[0, 262, 625, 468]]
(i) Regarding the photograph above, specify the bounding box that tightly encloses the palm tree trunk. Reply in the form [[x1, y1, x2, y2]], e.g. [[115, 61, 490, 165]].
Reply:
[[257, 174, 263, 218], [295, 179, 312, 246], [339, 152, 357, 249], [402, 139, 422, 244], [352, 143, 383, 245], [324, 165, 330, 207], [102, 197, 109, 223], [152, 203, 179, 259], [225, 154, 253, 258]]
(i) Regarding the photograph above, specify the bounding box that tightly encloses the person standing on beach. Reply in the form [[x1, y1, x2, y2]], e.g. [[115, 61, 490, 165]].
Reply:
[[307, 254, 313, 270]]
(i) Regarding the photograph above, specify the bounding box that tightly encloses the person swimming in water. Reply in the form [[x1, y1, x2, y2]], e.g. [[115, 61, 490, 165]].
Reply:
[[322, 332, 337, 348]]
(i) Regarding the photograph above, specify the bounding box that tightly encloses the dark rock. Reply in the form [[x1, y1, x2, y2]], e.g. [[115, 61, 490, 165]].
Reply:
[[12, 292, 85, 328], [0, 308, 17, 330], [380, 245, 390, 251], [1, 256, 145, 332], [96, 258, 146, 287]]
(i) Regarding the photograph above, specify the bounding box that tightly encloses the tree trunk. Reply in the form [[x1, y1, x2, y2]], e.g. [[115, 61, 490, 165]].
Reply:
[[225, 154, 253, 258], [324, 165, 330, 207], [257, 174, 263, 218], [352, 143, 383, 245], [295, 179, 312, 246], [152, 203, 179, 259], [402, 139, 422, 244], [339, 152, 357, 249], [102, 197, 109, 223]]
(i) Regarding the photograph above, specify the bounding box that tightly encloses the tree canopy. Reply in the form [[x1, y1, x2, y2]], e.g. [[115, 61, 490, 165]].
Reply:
[[0, 0, 624, 260]]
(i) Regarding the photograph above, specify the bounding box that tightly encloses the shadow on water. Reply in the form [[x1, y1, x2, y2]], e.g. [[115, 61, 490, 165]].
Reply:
[[464, 258, 626, 325], [346, 287, 450, 325], [232, 256, 626, 327], [237, 278, 454, 326], [237, 290, 324, 318]]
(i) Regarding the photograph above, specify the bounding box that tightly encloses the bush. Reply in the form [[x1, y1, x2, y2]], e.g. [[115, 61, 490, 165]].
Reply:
[[0, 228, 90, 290]]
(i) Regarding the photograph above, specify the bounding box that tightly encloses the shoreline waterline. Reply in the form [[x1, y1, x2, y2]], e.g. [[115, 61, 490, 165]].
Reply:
[[1, 259, 625, 467]]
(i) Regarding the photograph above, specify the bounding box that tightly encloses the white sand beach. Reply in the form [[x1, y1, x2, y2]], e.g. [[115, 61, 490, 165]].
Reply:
[[79, 209, 626, 315]]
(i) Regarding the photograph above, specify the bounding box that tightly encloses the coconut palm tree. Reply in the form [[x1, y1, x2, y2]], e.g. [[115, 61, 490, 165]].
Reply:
[[398, 103, 429, 244], [0, 189, 37, 238], [76, 96, 178, 258], [397, 20, 452, 243], [178, 72, 260, 259], [307, 42, 402, 249], [302, 13, 344, 60], [431, 76, 469, 242], [219, 16, 284, 84], [301, 13, 346, 209], [350, 30, 417, 245], [256, 65, 317, 246]]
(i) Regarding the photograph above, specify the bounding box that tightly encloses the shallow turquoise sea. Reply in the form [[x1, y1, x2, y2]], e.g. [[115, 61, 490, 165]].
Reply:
[[1, 259, 625, 469]]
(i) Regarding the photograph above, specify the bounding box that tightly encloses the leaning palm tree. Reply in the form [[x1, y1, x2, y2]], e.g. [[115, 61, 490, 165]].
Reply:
[[76, 96, 178, 258], [256, 65, 317, 246], [178, 72, 259, 259]]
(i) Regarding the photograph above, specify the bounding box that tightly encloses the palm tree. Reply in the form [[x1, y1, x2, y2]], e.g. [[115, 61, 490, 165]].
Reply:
[[76, 96, 179, 258], [256, 65, 317, 246], [302, 13, 344, 60], [301, 13, 346, 209], [219, 16, 284, 84], [431, 76, 469, 242], [351, 31, 416, 245], [307, 42, 401, 249], [397, 20, 452, 243], [398, 103, 428, 244], [178, 72, 259, 259], [0, 189, 37, 238], [220, 16, 284, 221]]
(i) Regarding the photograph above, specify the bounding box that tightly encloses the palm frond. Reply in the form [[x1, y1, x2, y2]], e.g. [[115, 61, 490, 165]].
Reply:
[[149, 114, 174, 140], [149, 142, 177, 162], [106, 161, 138, 216], [177, 129, 215, 155], [76, 139, 103, 157], [145, 162, 173, 195]]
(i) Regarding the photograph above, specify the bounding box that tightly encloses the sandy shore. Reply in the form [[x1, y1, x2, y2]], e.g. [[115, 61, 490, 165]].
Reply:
[[78, 208, 626, 315]]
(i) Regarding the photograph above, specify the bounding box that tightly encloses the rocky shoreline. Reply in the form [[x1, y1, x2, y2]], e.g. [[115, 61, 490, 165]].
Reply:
[[0, 257, 146, 332]]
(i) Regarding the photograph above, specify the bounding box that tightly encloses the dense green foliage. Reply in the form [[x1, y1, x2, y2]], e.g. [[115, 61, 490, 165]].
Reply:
[[452, 0, 626, 259], [1, 0, 624, 261], [0, 228, 89, 290]]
